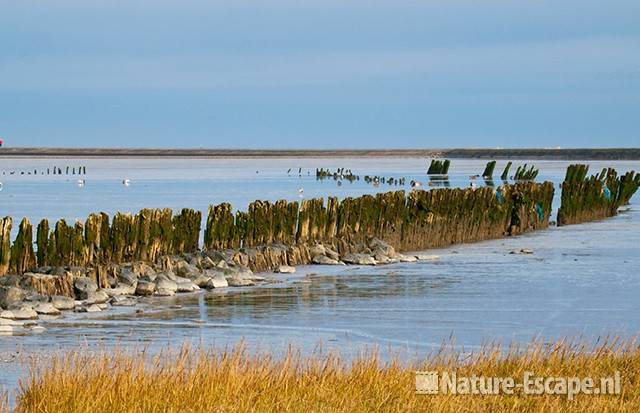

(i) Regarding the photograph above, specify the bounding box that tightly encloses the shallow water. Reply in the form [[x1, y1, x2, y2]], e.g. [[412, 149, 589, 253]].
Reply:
[[0, 157, 639, 399]]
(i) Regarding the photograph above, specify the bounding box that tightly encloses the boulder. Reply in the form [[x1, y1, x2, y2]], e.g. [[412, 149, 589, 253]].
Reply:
[[83, 290, 110, 305], [399, 255, 418, 263], [110, 296, 136, 307], [103, 285, 136, 297], [11, 306, 38, 320], [176, 261, 200, 279], [74, 277, 98, 299], [193, 275, 211, 288], [369, 238, 396, 257], [0, 325, 14, 335], [176, 281, 195, 293], [276, 265, 296, 274], [155, 278, 178, 296], [226, 276, 255, 287], [34, 302, 61, 316], [118, 268, 138, 286], [0, 317, 23, 326], [51, 296, 76, 311], [0, 310, 15, 319], [78, 304, 102, 313], [205, 273, 228, 289], [312, 255, 343, 265], [200, 256, 217, 269], [342, 253, 377, 266], [415, 254, 439, 261], [0, 286, 26, 309], [0, 274, 22, 287], [135, 281, 156, 296]]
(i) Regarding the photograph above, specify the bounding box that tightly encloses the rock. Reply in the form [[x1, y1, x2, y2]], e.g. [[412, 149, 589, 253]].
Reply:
[[205, 273, 228, 289], [0, 325, 14, 335], [309, 244, 326, 257], [415, 254, 439, 261], [312, 255, 343, 265], [399, 255, 418, 263], [1, 310, 15, 319], [51, 296, 76, 311], [0, 286, 26, 309], [118, 268, 138, 286], [193, 275, 211, 288], [325, 247, 340, 261], [276, 265, 296, 274], [83, 290, 110, 304], [11, 306, 38, 320], [97, 303, 109, 310], [74, 277, 98, 299], [176, 261, 200, 279], [29, 325, 46, 334], [110, 296, 136, 307], [369, 238, 396, 257], [216, 260, 229, 270], [33, 302, 60, 316], [103, 285, 137, 297], [510, 248, 534, 255], [155, 278, 178, 296], [0, 317, 23, 326], [342, 253, 377, 266], [0, 274, 22, 287], [227, 277, 255, 287], [176, 281, 195, 293], [78, 304, 102, 313], [135, 281, 156, 296]]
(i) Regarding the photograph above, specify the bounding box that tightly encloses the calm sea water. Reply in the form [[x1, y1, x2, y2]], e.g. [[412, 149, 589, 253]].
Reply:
[[1, 157, 639, 398]]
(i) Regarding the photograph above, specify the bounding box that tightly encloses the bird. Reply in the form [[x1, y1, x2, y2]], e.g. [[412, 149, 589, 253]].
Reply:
[[77, 179, 85, 187], [122, 179, 131, 186]]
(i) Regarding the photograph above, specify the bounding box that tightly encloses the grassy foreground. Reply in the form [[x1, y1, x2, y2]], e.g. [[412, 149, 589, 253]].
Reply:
[[11, 339, 640, 413]]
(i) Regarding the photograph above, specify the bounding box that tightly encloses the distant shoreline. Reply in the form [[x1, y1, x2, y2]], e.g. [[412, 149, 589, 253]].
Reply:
[[1, 147, 639, 160]]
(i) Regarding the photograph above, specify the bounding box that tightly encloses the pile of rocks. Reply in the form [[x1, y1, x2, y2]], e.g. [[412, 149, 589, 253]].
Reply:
[[0, 251, 265, 335]]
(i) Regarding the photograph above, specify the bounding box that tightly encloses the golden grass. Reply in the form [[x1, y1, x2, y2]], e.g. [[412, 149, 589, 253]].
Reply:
[[14, 338, 640, 413]]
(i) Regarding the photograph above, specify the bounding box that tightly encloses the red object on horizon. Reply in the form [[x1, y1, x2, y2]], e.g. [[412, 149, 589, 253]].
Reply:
[[0, 138, 3, 147]]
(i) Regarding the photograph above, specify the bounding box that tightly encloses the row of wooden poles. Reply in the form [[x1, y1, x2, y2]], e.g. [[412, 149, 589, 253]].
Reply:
[[557, 164, 640, 226], [2, 162, 636, 276], [0, 181, 555, 276]]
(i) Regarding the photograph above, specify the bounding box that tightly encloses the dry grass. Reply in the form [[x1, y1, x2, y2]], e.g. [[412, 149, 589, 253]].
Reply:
[[14, 338, 640, 413]]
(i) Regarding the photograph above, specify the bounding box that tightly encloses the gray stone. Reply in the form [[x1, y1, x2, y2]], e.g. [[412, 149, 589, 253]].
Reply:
[[193, 275, 211, 288], [399, 255, 418, 263], [176, 281, 195, 293], [276, 265, 296, 274], [0, 286, 26, 309], [11, 306, 38, 320], [0, 310, 15, 319], [118, 268, 138, 286], [83, 290, 110, 304], [51, 296, 76, 311], [0, 274, 22, 287], [110, 296, 136, 307], [342, 253, 377, 266], [176, 261, 200, 279], [312, 255, 343, 265], [369, 238, 396, 257], [415, 254, 439, 261], [155, 278, 178, 296], [74, 277, 98, 298], [226, 277, 255, 287], [104, 285, 136, 297], [34, 302, 61, 316], [205, 273, 228, 289], [78, 304, 102, 313], [135, 281, 156, 296]]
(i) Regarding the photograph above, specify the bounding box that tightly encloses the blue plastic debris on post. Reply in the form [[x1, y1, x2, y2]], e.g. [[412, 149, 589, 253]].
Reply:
[[603, 186, 612, 201], [495, 190, 505, 203], [535, 203, 544, 221]]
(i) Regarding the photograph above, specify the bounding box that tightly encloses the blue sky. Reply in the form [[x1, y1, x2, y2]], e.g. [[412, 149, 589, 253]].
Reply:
[[0, 0, 638, 148]]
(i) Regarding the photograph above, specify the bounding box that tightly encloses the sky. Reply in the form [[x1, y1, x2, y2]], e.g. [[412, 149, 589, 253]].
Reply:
[[0, 0, 638, 148]]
